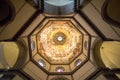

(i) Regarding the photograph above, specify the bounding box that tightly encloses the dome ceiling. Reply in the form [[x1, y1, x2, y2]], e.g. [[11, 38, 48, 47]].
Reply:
[[37, 20, 82, 64], [29, 18, 90, 74]]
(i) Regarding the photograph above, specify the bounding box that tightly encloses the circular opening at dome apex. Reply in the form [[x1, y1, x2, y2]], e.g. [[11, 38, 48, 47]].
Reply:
[[57, 36, 63, 41]]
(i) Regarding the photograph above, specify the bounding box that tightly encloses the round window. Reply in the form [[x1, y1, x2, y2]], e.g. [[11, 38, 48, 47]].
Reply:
[[56, 67, 65, 72], [38, 59, 46, 67], [31, 41, 35, 51], [74, 59, 82, 67]]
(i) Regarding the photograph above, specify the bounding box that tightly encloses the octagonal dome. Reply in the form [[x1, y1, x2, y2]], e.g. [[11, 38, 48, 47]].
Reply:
[[29, 18, 90, 73], [37, 20, 83, 64]]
